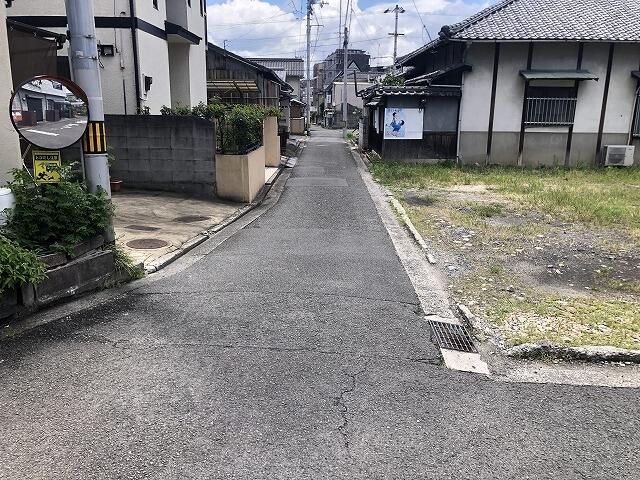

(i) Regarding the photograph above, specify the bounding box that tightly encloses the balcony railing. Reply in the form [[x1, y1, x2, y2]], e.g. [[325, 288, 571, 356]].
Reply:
[[524, 97, 577, 127]]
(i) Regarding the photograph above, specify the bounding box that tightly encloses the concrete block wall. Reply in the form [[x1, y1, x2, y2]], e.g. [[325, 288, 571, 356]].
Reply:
[[106, 115, 216, 197]]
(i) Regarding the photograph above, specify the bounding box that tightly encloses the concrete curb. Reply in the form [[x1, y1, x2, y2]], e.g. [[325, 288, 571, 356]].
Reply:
[[457, 303, 640, 364], [353, 149, 437, 265], [144, 167, 285, 274]]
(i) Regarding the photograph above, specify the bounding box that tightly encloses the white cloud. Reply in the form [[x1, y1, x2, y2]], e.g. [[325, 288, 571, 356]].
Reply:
[[207, 0, 492, 67]]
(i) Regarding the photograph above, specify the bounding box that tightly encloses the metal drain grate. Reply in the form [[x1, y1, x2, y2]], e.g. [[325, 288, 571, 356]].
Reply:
[[125, 224, 160, 232], [428, 320, 477, 353]]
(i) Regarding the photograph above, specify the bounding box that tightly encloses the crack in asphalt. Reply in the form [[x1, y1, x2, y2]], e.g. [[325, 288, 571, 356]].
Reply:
[[129, 289, 421, 308], [333, 368, 367, 470], [66, 335, 442, 365]]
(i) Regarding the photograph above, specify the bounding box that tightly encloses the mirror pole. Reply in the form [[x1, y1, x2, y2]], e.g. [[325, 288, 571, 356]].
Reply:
[[64, 0, 111, 198]]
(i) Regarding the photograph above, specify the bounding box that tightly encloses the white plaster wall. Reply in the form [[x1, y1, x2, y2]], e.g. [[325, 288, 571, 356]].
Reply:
[[459, 42, 495, 132], [140, 0, 168, 28], [137, 31, 172, 113], [9, 0, 130, 17], [572, 43, 609, 134], [602, 43, 640, 135], [289, 77, 301, 99], [188, 41, 207, 106], [531, 42, 579, 69], [332, 82, 371, 109], [165, 0, 187, 28], [169, 43, 191, 107], [186, 0, 205, 36], [0, 4, 21, 184], [492, 42, 528, 132]]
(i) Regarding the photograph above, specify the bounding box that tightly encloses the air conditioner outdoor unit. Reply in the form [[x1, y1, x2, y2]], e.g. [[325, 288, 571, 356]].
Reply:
[[603, 145, 635, 166]]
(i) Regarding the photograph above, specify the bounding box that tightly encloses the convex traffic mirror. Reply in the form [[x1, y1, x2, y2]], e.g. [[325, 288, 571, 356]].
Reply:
[[10, 76, 89, 150]]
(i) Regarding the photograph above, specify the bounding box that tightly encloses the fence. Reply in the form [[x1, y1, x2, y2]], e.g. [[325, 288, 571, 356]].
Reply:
[[524, 97, 577, 127]]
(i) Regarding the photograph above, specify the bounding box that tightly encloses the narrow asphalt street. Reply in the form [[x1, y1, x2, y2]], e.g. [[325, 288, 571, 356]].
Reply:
[[1, 128, 638, 479]]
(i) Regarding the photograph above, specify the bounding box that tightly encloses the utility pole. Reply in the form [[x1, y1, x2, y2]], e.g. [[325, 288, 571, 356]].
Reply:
[[305, 0, 314, 133], [342, 26, 348, 138], [384, 5, 405, 71], [338, 0, 342, 47], [65, 0, 111, 196]]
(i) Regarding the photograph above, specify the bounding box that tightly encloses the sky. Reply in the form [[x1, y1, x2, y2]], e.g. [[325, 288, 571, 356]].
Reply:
[[206, 0, 497, 67]]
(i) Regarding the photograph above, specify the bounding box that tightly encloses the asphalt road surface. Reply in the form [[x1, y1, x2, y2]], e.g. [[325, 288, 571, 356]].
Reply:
[[0, 128, 638, 479], [19, 117, 87, 148]]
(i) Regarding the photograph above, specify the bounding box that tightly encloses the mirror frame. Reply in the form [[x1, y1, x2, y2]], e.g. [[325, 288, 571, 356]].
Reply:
[[9, 75, 90, 150]]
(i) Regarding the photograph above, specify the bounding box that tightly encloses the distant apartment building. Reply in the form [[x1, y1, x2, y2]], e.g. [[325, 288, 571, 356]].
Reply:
[[247, 57, 304, 99], [7, 0, 207, 115], [321, 49, 370, 88]]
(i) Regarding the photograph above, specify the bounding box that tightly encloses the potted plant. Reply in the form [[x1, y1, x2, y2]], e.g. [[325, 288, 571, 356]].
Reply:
[[107, 148, 123, 192]]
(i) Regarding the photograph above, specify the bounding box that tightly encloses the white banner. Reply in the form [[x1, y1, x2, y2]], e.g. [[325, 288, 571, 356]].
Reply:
[[383, 108, 423, 140]]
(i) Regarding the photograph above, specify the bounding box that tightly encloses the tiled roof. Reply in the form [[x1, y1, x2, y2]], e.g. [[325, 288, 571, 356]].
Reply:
[[451, 0, 640, 42], [399, 0, 640, 65], [362, 85, 461, 99]]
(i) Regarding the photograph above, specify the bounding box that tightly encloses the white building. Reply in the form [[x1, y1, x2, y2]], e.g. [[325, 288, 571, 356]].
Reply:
[[8, 0, 207, 115], [367, 0, 640, 166], [0, 2, 21, 184]]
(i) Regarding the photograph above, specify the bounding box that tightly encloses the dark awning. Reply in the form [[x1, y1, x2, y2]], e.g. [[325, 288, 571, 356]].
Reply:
[[520, 69, 599, 81], [632, 71, 640, 80]]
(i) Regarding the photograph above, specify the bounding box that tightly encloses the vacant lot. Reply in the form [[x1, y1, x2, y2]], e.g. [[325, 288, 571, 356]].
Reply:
[[371, 162, 640, 351]]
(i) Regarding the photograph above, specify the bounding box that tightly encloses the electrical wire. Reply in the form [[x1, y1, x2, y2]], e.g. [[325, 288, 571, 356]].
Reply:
[[411, 0, 432, 42]]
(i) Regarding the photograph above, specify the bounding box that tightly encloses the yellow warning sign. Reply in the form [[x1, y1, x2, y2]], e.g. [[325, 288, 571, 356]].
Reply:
[[33, 151, 62, 184], [82, 121, 107, 154]]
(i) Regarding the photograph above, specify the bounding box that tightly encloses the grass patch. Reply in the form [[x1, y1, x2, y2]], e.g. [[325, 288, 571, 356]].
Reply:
[[458, 272, 640, 350], [467, 202, 505, 218], [107, 243, 145, 280], [370, 162, 640, 234]]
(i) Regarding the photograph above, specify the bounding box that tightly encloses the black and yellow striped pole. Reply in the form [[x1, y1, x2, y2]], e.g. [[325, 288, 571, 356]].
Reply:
[[82, 121, 107, 154]]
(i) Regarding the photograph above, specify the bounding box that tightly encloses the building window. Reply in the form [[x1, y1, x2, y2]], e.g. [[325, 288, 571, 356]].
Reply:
[[633, 94, 640, 138], [153, 0, 158, 9], [188, 0, 191, 7], [524, 86, 577, 127]]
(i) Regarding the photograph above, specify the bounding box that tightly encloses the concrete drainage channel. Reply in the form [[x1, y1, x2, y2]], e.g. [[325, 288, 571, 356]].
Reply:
[[351, 148, 490, 376]]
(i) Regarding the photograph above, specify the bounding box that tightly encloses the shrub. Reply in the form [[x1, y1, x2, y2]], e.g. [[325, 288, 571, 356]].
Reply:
[[0, 236, 46, 293], [160, 101, 282, 154], [2, 166, 114, 255], [381, 74, 405, 86]]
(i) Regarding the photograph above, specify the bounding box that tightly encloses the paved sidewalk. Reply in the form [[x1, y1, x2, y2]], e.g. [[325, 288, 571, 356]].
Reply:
[[0, 128, 638, 479], [112, 190, 245, 268]]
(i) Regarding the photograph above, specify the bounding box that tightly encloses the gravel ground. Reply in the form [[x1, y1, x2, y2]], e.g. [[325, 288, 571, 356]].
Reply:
[[399, 186, 640, 352]]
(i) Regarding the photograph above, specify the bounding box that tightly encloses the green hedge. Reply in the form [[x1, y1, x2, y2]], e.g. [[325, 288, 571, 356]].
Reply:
[[2, 166, 113, 255]]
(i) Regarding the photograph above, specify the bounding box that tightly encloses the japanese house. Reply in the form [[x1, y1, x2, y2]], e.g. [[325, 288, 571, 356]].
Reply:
[[363, 0, 640, 167]]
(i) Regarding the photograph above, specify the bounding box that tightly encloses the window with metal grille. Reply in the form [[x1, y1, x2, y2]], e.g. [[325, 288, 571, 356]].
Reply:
[[633, 94, 640, 137], [524, 86, 577, 127]]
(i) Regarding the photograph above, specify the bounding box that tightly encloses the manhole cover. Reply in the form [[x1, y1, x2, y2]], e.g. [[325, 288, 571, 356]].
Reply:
[[174, 215, 211, 223], [125, 224, 160, 232], [126, 238, 169, 249], [428, 320, 477, 353]]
